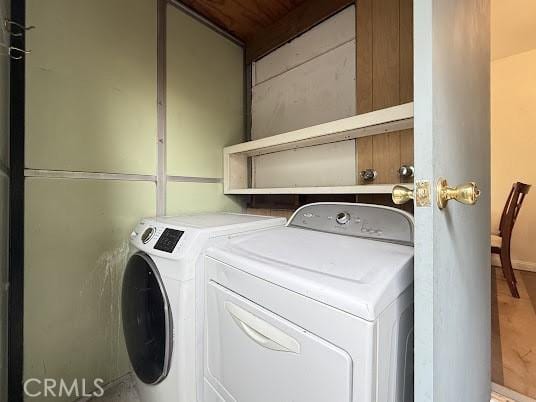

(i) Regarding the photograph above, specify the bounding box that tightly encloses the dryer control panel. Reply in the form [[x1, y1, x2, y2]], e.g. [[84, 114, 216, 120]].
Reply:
[[288, 203, 414, 245]]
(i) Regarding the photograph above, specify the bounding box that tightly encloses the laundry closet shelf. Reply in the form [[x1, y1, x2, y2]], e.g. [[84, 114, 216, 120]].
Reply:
[[224, 103, 414, 194], [226, 184, 413, 195]]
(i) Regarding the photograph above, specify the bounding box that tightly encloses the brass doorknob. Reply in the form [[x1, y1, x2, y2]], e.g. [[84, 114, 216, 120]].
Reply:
[[392, 185, 414, 205], [436, 178, 481, 209]]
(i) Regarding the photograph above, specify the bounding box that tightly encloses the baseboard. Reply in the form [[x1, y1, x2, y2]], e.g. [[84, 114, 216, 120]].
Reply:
[[491, 254, 536, 273], [492, 382, 536, 402]]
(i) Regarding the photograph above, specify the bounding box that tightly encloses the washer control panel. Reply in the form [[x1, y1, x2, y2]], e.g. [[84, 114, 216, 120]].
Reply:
[[131, 220, 187, 254], [288, 203, 414, 245], [153, 228, 184, 253]]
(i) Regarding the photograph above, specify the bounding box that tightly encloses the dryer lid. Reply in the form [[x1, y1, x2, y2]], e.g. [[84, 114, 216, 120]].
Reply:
[[207, 225, 414, 321]]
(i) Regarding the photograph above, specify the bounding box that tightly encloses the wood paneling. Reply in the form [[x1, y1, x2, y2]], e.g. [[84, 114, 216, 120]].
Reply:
[[492, 267, 536, 399], [356, 136, 373, 185], [398, 0, 414, 184], [356, 0, 373, 114], [400, 0, 414, 104], [372, 0, 400, 109], [355, 0, 414, 185], [178, 0, 356, 62], [179, 0, 307, 42], [373, 132, 401, 184], [400, 129, 414, 183], [247, 208, 295, 220]]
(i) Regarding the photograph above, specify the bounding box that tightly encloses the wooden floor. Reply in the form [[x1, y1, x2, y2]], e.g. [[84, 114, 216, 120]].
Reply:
[[492, 267, 536, 400]]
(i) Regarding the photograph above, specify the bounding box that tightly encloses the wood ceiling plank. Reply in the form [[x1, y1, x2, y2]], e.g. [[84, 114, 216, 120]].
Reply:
[[178, 0, 307, 42], [245, 0, 354, 62]]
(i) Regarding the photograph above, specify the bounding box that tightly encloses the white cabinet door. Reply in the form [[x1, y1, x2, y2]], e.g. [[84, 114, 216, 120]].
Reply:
[[414, 1, 491, 401]]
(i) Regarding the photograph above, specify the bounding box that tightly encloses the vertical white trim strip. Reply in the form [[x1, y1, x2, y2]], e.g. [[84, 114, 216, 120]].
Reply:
[[157, 0, 167, 215]]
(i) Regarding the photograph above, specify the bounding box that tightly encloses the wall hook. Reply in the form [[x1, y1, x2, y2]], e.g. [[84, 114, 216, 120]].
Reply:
[[0, 42, 31, 60], [3, 18, 35, 37]]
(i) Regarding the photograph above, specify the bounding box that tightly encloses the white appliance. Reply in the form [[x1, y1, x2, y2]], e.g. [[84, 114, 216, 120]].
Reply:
[[202, 203, 415, 402], [121, 213, 286, 402]]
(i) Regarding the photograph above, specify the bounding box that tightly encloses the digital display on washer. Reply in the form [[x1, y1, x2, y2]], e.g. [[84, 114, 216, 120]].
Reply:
[[154, 228, 184, 253]]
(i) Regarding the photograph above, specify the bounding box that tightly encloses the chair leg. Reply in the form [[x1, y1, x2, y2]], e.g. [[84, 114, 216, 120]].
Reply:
[[500, 249, 520, 298]]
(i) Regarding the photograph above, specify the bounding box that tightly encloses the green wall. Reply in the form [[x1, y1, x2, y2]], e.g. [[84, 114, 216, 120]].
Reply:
[[23, 1, 244, 401], [24, 179, 155, 401], [24, 0, 157, 400], [26, 0, 157, 174], [0, 0, 9, 399], [167, 182, 241, 215]]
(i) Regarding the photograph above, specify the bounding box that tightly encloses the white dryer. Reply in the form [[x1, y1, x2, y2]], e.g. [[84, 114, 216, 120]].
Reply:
[[202, 203, 414, 402], [121, 213, 285, 402]]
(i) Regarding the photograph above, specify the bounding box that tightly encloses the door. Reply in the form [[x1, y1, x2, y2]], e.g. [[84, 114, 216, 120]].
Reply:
[[121, 252, 173, 385], [413, 1, 491, 401]]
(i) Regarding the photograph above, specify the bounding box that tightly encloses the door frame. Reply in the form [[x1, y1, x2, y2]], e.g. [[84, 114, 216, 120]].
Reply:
[[8, 0, 25, 400]]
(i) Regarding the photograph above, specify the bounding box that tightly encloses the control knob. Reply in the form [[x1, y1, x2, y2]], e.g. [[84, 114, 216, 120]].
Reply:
[[141, 227, 156, 244], [336, 212, 351, 225]]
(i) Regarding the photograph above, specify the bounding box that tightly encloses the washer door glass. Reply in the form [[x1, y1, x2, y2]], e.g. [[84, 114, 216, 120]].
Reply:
[[122, 252, 172, 384]]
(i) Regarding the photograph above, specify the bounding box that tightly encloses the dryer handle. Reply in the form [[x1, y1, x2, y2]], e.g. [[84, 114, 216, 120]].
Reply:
[[224, 301, 300, 354]]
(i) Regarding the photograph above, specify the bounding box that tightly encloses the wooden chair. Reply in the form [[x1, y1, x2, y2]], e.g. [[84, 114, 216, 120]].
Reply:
[[491, 182, 531, 298]]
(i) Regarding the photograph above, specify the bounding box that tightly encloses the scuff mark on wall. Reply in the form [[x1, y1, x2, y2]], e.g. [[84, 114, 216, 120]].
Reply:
[[78, 240, 131, 381]]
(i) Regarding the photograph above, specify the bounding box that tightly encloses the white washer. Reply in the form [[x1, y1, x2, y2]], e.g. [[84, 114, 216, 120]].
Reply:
[[121, 213, 286, 402], [202, 203, 414, 402]]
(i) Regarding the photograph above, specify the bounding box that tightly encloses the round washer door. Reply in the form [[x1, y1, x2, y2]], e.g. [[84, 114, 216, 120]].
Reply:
[[122, 252, 172, 384]]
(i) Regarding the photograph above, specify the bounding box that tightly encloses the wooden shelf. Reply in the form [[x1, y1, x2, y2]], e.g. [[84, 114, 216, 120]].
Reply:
[[224, 103, 414, 194], [226, 184, 413, 195]]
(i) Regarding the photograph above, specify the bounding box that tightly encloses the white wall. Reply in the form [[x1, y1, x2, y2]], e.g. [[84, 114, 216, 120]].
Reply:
[[491, 48, 536, 270], [251, 6, 357, 188]]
